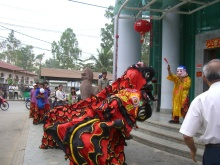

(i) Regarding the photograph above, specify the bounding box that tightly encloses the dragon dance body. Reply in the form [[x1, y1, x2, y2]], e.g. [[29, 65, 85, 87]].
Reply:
[[40, 63, 155, 165]]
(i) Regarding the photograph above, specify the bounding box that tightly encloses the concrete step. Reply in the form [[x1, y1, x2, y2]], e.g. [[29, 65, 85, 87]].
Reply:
[[130, 129, 204, 162], [136, 121, 204, 150], [144, 120, 202, 137], [129, 112, 204, 162]]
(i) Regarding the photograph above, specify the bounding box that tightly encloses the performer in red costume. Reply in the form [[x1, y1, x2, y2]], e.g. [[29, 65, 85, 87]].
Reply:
[[46, 88, 151, 165], [39, 62, 155, 164]]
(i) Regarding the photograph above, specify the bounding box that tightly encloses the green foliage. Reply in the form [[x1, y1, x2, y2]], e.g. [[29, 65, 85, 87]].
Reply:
[[0, 31, 37, 72], [0, 28, 82, 80], [85, 6, 114, 73], [141, 32, 150, 65], [7, 78, 13, 85], [87, 48, 113, 73], [0, 31, 21, 64], [50, 28, 82, 69], [100, 6, 114, 50]]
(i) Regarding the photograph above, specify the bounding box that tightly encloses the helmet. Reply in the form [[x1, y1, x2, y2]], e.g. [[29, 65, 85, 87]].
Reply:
[[40, 88, 45, 93]]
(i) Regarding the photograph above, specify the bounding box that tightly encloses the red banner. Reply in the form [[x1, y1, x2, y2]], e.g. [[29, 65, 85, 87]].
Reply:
[[206, 38, 220, 48]]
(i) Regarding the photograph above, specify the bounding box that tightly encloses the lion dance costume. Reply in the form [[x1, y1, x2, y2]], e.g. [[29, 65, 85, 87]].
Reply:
[[40, 62, 155, 165]]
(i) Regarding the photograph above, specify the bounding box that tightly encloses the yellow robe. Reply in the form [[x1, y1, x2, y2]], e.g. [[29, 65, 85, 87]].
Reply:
[[167, 74, 191, 118]]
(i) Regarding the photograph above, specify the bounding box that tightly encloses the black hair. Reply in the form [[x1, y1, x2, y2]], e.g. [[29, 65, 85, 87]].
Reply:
[[70, 87, 76, 95]]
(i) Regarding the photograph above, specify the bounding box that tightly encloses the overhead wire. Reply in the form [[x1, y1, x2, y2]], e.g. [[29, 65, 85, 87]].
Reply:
[[68, 0, 109, 9], [0, 1, 110, 58], [0, 24, 51, 44], [0, 24, 101, 57], [0, 36, 98, 57], [0, 20, 99, 32], [0, 36, 51, 52], [0, 22, 100, 38], [0, 16, 101, 32], [0, 1, 111, 39]]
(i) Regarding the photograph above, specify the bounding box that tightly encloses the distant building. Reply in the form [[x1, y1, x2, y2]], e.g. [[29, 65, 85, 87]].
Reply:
[[40, 67, 113, 84], [0, 61, 38, 85]]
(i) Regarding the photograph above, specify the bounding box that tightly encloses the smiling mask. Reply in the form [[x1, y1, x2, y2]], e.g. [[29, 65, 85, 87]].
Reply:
[[176, 65, 188, 77]]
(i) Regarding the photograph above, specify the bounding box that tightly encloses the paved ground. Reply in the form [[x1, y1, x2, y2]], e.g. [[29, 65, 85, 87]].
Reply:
[[23, 117, 202, 165], [0, 101, 28, 165], [1, 101, 202, 165], [22, 118, 202, 165]]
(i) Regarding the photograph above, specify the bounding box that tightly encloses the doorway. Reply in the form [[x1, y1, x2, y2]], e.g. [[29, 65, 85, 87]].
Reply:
[[203, 48, 220, 91]]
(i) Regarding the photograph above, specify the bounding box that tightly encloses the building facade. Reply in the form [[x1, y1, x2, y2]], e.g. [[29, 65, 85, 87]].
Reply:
[[150, 3, 220, 113], [0, 61, 37, 85], [114, 0, 220, 113]]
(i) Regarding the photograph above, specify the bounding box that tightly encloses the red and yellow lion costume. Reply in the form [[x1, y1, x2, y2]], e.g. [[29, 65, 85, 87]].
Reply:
[[40, 63, 155, 165]]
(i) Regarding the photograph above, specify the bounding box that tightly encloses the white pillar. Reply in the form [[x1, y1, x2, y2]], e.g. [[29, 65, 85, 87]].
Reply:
[[113, 15, 141, 79], [160, 13, 180, 113]]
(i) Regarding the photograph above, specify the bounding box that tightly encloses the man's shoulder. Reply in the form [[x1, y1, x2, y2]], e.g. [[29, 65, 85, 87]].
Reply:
[[102, 78, 109, 81]]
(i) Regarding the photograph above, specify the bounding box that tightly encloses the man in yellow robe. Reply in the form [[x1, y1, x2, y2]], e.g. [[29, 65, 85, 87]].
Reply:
[[167, 65, 191, 124]]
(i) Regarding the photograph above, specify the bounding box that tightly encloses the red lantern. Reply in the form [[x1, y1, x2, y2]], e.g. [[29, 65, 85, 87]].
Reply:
[[134, 20, 152, 43]]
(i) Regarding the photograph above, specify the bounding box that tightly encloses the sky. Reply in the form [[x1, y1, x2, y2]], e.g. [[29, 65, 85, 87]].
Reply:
[[0, 0, 115, 61]]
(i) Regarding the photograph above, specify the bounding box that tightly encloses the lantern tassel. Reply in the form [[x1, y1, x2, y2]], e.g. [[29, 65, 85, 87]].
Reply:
[[140, 33, 145, 44]]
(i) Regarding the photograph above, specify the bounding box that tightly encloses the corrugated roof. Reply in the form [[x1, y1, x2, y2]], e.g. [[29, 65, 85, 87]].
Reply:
[[41, 68, 113, 81], [0, 61, 37, 76]]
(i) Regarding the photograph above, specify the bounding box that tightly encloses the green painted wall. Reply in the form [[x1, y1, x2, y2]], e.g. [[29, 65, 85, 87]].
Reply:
[[150, 19, 162, 111], [180, 4, 220, 101]]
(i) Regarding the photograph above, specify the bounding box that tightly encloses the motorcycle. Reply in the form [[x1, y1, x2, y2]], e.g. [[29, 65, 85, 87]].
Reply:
[[0, 96, 9, 111], [25, 98, 30, 110]]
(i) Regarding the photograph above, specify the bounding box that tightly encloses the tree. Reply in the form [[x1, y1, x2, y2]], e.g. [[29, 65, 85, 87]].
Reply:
[[141, 32, 151, 65], [50, 28, 82, 69], [0, 30, 40, 72], [86, 48, 113, 73], [100, 6, 114, 50], [85, 6, 114, 73], [0, 30, 21, 64], [35, 53, 44, 77], [18, 45, 36, 72]]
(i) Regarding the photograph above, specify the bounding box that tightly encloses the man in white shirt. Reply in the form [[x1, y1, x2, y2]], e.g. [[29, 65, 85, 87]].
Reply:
[[179, 59, 220, 164], [8, 84, 14, 99]]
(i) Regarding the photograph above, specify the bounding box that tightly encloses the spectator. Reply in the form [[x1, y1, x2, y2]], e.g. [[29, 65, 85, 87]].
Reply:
[[8, 84, 14, 99], [29, 83, 37, 118], [33, 83, 45, 125], [43, 82, 51, 111], [0, 87, 3, 97], [52, 86, 58, 108], [179, 59, 220, 164], [2, 84, 7, 99], [68, 87, 78, 104], [98, 70, 109, 92], [55, 85, 67, 106], [14, 85, 19, 99]]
